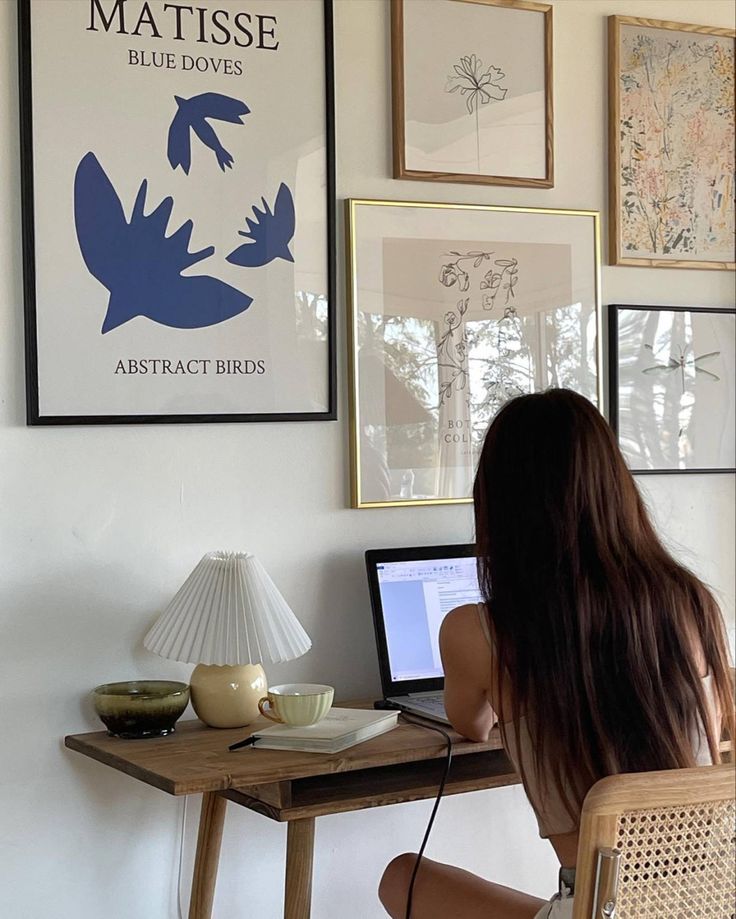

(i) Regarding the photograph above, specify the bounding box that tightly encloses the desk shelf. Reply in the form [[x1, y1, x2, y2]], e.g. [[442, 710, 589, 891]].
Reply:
[[223, 748, 519, 821]]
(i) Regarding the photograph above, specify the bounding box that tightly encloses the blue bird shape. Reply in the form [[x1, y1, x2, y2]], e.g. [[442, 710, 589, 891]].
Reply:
[[167, 92, 250, 174], [74, 152, 253, 333], [226, 183, 296, 269]]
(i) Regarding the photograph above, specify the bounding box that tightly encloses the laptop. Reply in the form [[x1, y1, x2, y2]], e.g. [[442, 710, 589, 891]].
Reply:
[[365, 544, 482, 725]]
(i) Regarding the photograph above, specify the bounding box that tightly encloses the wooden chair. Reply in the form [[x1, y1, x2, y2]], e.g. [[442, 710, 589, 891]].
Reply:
[[572, 764, 736, 918]]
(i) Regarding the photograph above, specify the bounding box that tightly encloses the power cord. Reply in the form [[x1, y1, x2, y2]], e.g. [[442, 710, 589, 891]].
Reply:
[[177, 795, 187, 919], [229, 706, 453, 919], [396, 714, 454, 919]]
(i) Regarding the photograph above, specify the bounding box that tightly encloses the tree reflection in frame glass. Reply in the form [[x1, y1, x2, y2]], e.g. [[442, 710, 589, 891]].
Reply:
[[609, 305, 736, 474], [346, 199, 602, 508]]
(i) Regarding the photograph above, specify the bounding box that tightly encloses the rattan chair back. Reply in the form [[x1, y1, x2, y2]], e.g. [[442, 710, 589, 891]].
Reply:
[[572, 764, 735, 919]]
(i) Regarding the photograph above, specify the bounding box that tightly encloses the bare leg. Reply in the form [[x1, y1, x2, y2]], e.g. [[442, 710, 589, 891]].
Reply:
[[378, 853, 547, 919]]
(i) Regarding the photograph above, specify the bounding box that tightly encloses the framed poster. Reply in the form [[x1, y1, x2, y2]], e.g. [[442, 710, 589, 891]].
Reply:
[[19, 0, 336, 424], [609, 305, 736, 474], [391, 0, 553, 188], [608, 16, 735, 270], [346, 199, 601, 508]]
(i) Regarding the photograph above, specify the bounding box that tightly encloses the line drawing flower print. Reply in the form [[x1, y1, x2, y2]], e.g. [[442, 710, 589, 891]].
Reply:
[[446, 54, 508, 172], [439, 250, 494, 291], [439, 262, 470, 291], [480, 258, 519, 311], [434, 249, 523, 415], [436, 299, 470, 407]]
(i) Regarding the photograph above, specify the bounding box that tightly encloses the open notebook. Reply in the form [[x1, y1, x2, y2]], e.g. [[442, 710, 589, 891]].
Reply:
[[252, 708, 399, 754]]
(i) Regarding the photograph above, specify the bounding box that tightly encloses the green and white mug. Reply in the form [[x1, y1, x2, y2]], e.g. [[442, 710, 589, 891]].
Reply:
[[257, 683, 334, 726]]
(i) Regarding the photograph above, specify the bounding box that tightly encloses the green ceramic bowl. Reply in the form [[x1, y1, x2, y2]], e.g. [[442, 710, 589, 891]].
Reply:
[[92, 680, 190, 738]]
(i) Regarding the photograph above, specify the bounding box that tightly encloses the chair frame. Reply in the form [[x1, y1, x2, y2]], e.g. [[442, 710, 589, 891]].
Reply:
[[572, 764, 736, 919]]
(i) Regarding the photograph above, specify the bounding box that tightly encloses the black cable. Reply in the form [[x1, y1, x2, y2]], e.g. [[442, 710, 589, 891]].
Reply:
[[398, 714, 454, 919], [229, 708, 453, 919]]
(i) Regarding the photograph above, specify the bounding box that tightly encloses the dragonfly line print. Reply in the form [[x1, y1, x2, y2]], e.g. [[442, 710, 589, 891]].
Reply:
[[446, 54, 508, 172], [642, 342, 721, 393]]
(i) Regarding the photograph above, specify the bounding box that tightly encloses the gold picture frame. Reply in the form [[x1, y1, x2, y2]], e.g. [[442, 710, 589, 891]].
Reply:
[[346, 198, 602, 509], [608, 15, 735, 270], [392, 0, 554, 188]]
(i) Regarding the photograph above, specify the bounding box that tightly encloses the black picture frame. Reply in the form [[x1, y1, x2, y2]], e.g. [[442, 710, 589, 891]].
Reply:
[[608, 304, 736, 474], [18, 0, 336, 426]]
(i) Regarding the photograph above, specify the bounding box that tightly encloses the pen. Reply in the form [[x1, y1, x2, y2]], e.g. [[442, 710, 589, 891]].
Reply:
[[228, 735, 259, 752]]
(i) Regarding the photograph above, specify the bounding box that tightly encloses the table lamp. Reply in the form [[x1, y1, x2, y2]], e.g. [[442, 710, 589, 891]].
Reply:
[[143, 551, 311, 728]]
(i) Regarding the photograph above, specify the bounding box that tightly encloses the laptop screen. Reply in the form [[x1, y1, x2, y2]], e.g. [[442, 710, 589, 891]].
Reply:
[[374, 554, 483, 684]]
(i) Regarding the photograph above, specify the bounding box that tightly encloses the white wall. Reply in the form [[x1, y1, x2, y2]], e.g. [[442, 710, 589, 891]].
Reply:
[[0, 0, 733, 917]]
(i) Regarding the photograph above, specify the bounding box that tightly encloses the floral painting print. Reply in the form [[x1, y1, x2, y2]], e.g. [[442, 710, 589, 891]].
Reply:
[[611, 18, 735, 268]]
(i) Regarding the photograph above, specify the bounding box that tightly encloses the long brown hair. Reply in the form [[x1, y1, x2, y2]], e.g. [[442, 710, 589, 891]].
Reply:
[[474, 389, 734, 820]]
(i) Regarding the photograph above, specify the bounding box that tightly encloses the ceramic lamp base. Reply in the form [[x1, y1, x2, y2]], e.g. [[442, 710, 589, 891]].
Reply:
[[190, 663, 267, 728]]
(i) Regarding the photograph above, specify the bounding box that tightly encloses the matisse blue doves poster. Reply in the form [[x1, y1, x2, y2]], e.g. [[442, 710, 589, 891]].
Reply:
[[20, 0, 334, 423]]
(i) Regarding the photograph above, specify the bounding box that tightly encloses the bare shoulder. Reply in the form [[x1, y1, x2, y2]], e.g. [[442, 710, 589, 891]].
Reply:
[[441, 602, 482, 633], [440, 603, 494, 685], [440, 603, 486, 651]]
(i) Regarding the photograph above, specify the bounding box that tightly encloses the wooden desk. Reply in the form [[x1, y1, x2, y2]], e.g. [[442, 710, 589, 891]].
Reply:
[[65, 711, 518, 919]]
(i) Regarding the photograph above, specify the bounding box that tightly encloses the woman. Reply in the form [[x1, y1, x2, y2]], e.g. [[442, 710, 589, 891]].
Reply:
[[379, 389, 733, 919]]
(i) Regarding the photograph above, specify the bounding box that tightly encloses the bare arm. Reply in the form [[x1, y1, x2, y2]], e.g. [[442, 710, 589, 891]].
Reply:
[[439, 604, 498, 742]]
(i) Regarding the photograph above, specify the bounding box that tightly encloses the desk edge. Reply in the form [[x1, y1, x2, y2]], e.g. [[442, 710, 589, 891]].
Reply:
[[65, 735, 183, 795]]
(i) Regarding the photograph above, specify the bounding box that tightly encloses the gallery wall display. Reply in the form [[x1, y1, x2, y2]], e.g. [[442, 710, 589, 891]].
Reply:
[[609, 305, 735, 474], [346, 199, 601, 508], [19, 0, 336, 424], [391, 0, 553, 188], [608, 16, 735, 270]]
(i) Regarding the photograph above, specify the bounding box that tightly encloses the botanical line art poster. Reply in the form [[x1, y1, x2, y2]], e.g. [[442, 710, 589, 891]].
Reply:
[[393, 0, 553, 187], [347, 201, 601, 508], [609, 17, 735, 269], [610, 306, 736, 473], [20, 0, 335, 423]]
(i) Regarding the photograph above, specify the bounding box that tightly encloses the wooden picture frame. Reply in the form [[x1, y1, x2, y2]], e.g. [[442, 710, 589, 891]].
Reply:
[[18, 0, 337, 425], [608, 304, 736, 474], [346, 198, 602, 509], [608, 16, 735, 270], [391, 0, 553, 188]]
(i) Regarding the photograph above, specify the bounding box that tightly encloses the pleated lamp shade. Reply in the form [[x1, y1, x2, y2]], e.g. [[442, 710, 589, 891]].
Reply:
[[143, 551, 312, 666]]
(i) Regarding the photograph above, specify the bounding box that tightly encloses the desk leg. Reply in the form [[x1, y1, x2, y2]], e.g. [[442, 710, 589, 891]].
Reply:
[[189, 792, 227, 919], [284, 817, 315, 919]]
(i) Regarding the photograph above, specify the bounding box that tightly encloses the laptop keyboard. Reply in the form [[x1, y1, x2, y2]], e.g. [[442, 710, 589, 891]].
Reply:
[[411, 696, 446, 714], [401, 694, 448, 721], [386, 693, 449, 723]]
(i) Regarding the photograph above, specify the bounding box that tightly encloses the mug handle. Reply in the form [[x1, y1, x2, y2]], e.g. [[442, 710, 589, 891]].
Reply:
[[258, 697, 284, 723]]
